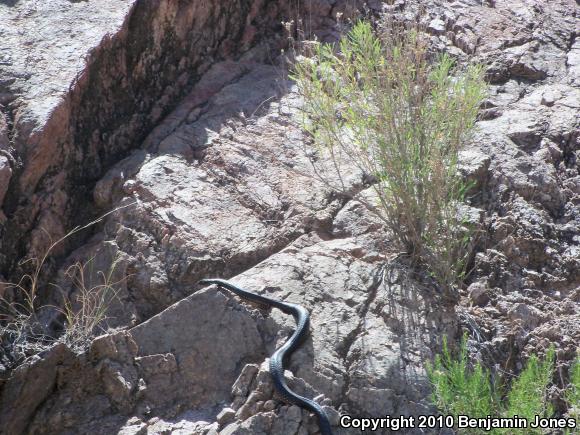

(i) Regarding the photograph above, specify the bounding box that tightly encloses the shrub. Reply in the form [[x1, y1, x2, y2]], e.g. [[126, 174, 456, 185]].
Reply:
[[504, 347, 555, 433], [292, 20, 486, 289], [428, 335, 558, 434], [427, 334, 497, 425], [565, 354, 580, 423]]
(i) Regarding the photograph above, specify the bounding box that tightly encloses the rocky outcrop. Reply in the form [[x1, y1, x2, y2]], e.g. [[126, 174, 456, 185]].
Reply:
[[0, 7, 460, 428], [0, 230, 456, 434], [0, 0, 578, 433], [443, 0, 579, 374], [0, 0, 357, 284], [51, 62, 353, 327], [1, 49, 459, 431], [409, 0, 579, 404]]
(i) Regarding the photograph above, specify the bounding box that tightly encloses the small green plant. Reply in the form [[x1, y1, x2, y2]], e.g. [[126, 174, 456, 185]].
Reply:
[[505, 348, 555, 433], [292, 19, 486, 289], [428, 335, 560, 434], [565, 354, 580, 424], [428, 334, 497, 424]]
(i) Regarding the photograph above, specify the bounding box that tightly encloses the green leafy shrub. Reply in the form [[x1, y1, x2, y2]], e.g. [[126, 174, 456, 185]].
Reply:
[[428, 335, 559, 434], [565, 354, 580, 424], [505, 348, 555, 433], [292, 20, 486, 289], [427, 334, 497, 424]]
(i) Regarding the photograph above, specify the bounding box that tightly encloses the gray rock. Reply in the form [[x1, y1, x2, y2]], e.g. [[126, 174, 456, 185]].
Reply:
[[0, 0, 325, 286], [322, 405, 341, 427], [220, 423, 242, 435], [0, 111, 9, 150], [508, 303, 545, 329], [1, 1, 579, 434], [0, 344, 76, 435], [0, 155, 11, 208], [263, 400, 277, 412], [458, 149, 491, 190], [427, 18, 446, 35], [468, 282, 490, 307], [117, 417, 147, 435], [217, 408, 236, 427]]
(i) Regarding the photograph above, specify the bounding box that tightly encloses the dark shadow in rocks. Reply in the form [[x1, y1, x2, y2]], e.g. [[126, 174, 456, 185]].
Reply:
[[52, 62, 303, 328], [383, 258, 458, 347], [377, 259, 459, 407]]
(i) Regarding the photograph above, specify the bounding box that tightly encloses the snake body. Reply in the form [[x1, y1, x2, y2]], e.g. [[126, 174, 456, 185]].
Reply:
[[199, 278, 333, 435]]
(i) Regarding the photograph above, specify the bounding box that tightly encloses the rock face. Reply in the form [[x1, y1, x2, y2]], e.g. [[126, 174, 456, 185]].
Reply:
[[0, 0, 348, 283], [400, 0, 579, 408], [0, 0, 578, 434], [442, 0, 580, 372], [0, 48, 458, 434], [0, 233, 456, 434]]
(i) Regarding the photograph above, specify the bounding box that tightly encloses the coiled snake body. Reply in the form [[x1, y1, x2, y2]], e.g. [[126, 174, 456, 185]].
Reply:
[[199, 278, 333, 435]]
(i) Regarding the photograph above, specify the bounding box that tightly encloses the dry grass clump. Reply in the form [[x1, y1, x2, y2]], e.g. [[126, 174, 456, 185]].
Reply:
[[0, 206, 130, 365], [53, 255, 123, 350]]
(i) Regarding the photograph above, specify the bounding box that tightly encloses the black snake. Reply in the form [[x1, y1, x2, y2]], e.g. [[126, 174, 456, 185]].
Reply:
[[199, 278, 333, 435]]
